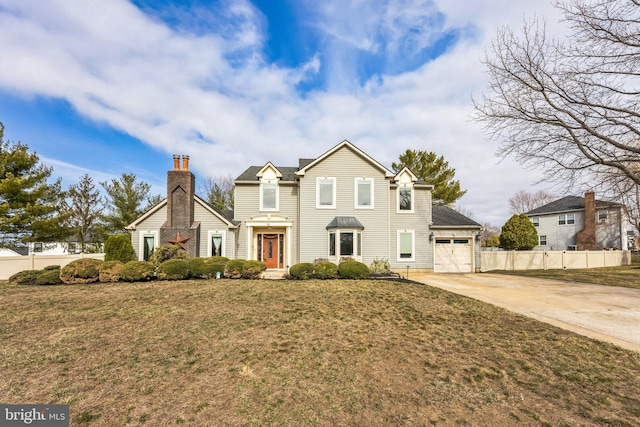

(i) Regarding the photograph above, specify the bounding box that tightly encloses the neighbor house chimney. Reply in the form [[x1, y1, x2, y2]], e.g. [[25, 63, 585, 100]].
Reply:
[[576, 190, 597, 250]]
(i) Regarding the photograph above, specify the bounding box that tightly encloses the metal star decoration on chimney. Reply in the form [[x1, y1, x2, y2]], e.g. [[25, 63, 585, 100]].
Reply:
[[167, 231, 190, 250]]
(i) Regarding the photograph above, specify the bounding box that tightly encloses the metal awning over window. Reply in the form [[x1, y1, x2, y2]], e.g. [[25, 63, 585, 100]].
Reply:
[[326, 216, 364, 230]]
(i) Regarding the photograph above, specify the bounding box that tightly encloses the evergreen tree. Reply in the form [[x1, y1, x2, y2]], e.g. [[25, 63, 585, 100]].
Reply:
[[66, 174, 103, 252], [392, 149, 466, 206], [0, 122, 68, 247], [101, 173, 154, 233], [499, 213, 538, 250], [200, 175, 234, 211]]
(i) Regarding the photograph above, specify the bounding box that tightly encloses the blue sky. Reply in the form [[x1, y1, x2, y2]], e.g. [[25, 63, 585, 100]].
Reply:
[[0, 0, 563, 225]]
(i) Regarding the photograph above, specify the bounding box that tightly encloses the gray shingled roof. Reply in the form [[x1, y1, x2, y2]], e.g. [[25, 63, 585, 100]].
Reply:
[[326, 216, 365, 230], [235, 165, 300, 182], [526, 195, 621, 215], [432, 206, 481, 227]]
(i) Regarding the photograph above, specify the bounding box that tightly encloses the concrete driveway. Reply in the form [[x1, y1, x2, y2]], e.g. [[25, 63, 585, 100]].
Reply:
[[412, 273, 640, 353]]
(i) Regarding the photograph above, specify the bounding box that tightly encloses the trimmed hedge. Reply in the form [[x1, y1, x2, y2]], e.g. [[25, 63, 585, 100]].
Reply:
[[188, 257, 226, 279], [242, 260, 267, 279], [104, 234, 136, 263], [225, 259, 246, 279], [289, 263, 314, 280], [121, 261, 155, 282], [157, 259, 191, 280], [100, 261, 124, 283], [338, 260, 370, 279], [313, 261, 338, 279], [9, 270, 41, 286], [36, 269, 63, 286], [151, 244, 189, 266], [60, 258, 104, 284]]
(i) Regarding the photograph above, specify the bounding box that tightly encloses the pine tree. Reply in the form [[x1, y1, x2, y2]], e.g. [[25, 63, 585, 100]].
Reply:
[[66, 174, 104, 252], [101, 173, 154, 233], [0, 122, 68, 247], [392, 149, 466, 206]]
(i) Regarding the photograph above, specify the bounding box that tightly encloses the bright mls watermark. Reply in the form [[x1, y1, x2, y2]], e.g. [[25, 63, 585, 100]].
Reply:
[[1, 404, 69, 426]]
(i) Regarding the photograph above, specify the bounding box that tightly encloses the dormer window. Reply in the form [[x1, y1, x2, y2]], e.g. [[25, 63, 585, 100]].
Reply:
[[394, 167, 417, 213], [257, 162, 281, 212]]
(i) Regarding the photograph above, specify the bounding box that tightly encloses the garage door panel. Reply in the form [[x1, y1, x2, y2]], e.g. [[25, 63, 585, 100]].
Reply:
[[434, 239, 472, 273]]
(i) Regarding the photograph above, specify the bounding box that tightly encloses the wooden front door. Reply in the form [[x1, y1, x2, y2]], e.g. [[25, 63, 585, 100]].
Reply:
[[261, 234, 280, 269]]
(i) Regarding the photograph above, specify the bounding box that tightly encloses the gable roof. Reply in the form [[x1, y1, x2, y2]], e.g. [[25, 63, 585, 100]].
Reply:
[[526, 195, 622, 216], [236, 166, 299, 182], [295, 140, 395, 178], [431, 206, 481, 228], [125, 195, 238, 230]]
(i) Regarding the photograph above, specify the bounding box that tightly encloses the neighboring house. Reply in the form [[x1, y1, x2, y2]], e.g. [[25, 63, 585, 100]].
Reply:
[[127, 141, 482, 273], [26, 241, 103, 255], [526, 190, 627, 251]]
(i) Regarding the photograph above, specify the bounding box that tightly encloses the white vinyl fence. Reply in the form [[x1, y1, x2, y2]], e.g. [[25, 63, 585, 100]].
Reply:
[[0, 253, 105, 280], [481, 250, 631, 272]]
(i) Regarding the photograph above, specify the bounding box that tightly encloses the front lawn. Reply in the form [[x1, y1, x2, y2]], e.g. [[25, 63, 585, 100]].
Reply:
[[1, 279, 639, 426]]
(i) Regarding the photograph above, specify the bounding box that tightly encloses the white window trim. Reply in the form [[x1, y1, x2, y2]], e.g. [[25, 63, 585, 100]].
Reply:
[[207, 230, 226, 257], [259, 180, 279, 212], [397, 184, 414, 213], [316, 177, 337, 209], [532, 217, 539, 227], [328, 229, 362, 261], [397, 230, 415, 262], [354, 177, 374, 209], [138, 230, 159, 261]]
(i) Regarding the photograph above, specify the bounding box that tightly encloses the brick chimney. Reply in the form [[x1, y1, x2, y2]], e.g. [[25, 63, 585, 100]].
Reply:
[[160, 155, 201, 257], [576, 190, 597, 250]]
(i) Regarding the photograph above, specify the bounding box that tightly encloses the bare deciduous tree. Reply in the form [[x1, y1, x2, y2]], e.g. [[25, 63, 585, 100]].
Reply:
[[475, 0, 640, 198], [199, 174, 234, 211], [509, 190, 556, 214]]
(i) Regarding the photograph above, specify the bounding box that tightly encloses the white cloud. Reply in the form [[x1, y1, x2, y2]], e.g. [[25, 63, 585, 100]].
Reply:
[[0, 0, 565, 225]]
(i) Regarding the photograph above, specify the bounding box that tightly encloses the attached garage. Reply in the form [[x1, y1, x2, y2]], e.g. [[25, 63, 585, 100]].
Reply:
[[431, 206, 482, 273], [434, 238, 473, 273]]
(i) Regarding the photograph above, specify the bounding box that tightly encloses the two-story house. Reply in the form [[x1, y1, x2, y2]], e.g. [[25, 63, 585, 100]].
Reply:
[[526, 190, 627, 251], [127, 141, 482, 273]]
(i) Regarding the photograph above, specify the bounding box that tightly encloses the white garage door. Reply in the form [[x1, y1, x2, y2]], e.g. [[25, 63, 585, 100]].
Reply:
[[434, 239, 472, 273]]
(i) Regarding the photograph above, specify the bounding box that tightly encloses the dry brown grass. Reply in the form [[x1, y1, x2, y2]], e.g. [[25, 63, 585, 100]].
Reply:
[[1, 279, 639, 426]]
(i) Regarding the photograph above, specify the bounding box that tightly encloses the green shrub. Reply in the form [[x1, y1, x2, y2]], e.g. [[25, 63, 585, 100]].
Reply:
[[43, 265, 61, 271], [151, 244, 189, 266], [99, 260, 124, 283], [313, 261, 338, 279], [189, 258, 225, 279], [338, 260, 370, 279], [104, 234, 136, 263], [208, 256, 229, 264], [369, 258, 391, 276], [9, 270, 41, 286], [225, 259, 246, 279], [60, 258, 104, 284], [500, 213, 538, 250], [157, 259, 191, 280], [289, 262, 314, 280], [120, 261, 156, 282], [242, 260, 267, 279], [36, 269, 63, 286]]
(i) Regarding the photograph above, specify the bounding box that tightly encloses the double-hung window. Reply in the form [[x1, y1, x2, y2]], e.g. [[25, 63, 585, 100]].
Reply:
[[209, 231, 226, 257], [355, 178, 374, 209], [397, 230, 415, 261], [397, 185, 413, 213], [260, 180, 278, 211], [532, 217, 539, 227], [317, 177, 336, 209], [558, 213, 575, 225], [539, 235, 547, 246]]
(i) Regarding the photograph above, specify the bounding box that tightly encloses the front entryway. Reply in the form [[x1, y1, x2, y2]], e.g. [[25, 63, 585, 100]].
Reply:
[[258, 233, 284, 269]]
